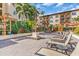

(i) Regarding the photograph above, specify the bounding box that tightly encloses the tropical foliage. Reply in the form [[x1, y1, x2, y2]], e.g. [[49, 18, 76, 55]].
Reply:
[[15, 3, 41, 33], [15, 3, 39, 20], [0, 3, 45, 35], [10, 20, 36, 34], [74, 26, 79, 35]]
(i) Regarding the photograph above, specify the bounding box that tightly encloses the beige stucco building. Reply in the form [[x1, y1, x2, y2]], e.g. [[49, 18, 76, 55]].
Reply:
[[0, 3, 18, 20], [41, 9, 79, 26]]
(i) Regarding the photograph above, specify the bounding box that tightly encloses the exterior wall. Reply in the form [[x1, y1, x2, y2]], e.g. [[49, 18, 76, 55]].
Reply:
[[46, 12, 71, 26], [49, 14, 60, 25], [71, 10, 79, 18], [70, 10, 79, 21], [60, 13, 64, 24], [54, 14, 60, 25], [37, 16, 44, 26], [2, 3, 8, 15], [8, 4, 18, 19], [42, 9, 79, 26], [60, 12, 71, 24], [43, 16, 49, 28], [0, 3, 18, 20]]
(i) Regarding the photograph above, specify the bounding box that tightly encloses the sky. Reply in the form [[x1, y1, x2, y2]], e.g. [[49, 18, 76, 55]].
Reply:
[[34, 3, 79, 15]]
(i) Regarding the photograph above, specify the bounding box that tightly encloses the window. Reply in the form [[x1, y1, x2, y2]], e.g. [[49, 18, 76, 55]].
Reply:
[[49, 16, 53, 18], [61, 15, 64, 19], [55, 19, 59, 22], [55, 15, 58, 18], [72, 11, 76, 15], [49, 19, 53, 23], [61, 17, 64, 23], [13, 10, 16, 15], [61, 15, 64, 17], [66, 17, 70, 19]]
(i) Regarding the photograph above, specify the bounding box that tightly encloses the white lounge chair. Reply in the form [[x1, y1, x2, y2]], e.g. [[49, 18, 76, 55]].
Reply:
[[47, 32, 72, 48], [50, 32, 69, 41], [36, 42, 79, 56], [47, 32, 74, 55], [51, 31, 68, 39]]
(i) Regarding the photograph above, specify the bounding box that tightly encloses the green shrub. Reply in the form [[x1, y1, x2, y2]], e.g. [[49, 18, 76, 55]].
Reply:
[[63, 27, 69, 31], [0, 30, 2, 35], [49, 25, 53, 31], [53, 25, 58, 31], [74, 26, 79, 34], [11, 22, 19, 34], [6, 19, 37, 34], [22, 21, 31, 32], [26, 20, 36, 32]]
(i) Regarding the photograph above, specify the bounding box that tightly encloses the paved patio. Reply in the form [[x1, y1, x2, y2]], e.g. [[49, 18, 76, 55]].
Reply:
[[0, 33, 49, 56], [0, 32, 78, 56]]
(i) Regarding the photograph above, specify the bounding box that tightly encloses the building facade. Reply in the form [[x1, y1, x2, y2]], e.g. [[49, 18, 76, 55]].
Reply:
[[0, 3, 18, 20], [0, 3, 20, 35], [41, 9, 79, 26], [49, 14, 60, 25]]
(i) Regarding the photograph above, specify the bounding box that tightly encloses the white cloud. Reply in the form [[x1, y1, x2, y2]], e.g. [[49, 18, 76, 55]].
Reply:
[[42, 3, 55, 6], [71, 8, 76, 10], [55, 4, 74, 13], [66, 5, 78, 10], [61, 5, 74, 11], [71, 6, 79, 10], [56, 3, 64, 7]]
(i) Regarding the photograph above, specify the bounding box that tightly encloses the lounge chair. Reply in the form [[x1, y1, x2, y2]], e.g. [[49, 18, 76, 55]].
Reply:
[[47, 33, 72, 54], [47, 32, 72, 48], [50, 31, 69, 40], [36, 42, 79, 56], [51, 31, 69, 39], [70, 42, 79, 56], [47, 32, 73, 55]]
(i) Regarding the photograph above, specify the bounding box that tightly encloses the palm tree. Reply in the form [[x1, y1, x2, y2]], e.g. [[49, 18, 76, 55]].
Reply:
[[15, 3, 39, 30], [15, 3, 25, 20], [15, 3, 39, 20]]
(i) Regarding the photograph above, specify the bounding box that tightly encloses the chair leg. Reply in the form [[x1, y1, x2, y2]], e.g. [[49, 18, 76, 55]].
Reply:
[[64, 49, 70, 56], [47, 43, 52, 48]]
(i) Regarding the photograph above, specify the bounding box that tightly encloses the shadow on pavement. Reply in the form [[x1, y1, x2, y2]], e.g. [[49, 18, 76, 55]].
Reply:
[[12, 36, 46, 41], [0, 39, 17, 48], [15, 36, 33, 41]]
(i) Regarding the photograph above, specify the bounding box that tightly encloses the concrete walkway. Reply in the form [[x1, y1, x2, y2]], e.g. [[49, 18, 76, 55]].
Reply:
[[0, 33, 48, 56], [0, 39, 48, 56], [0, 33, 31, 40], [0, 32, 78, 56]]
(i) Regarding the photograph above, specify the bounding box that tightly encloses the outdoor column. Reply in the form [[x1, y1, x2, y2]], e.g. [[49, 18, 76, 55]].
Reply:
[[3, 15, 6, 35], [10, 17, 12, 34]]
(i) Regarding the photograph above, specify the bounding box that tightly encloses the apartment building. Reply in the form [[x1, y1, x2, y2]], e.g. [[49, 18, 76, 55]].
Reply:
[[0, 3, 18, 20], [49, 14, 60, 25], [41, 9, 79, 26], [71, 10, 79, 20], [0, 3, 20, 35]]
